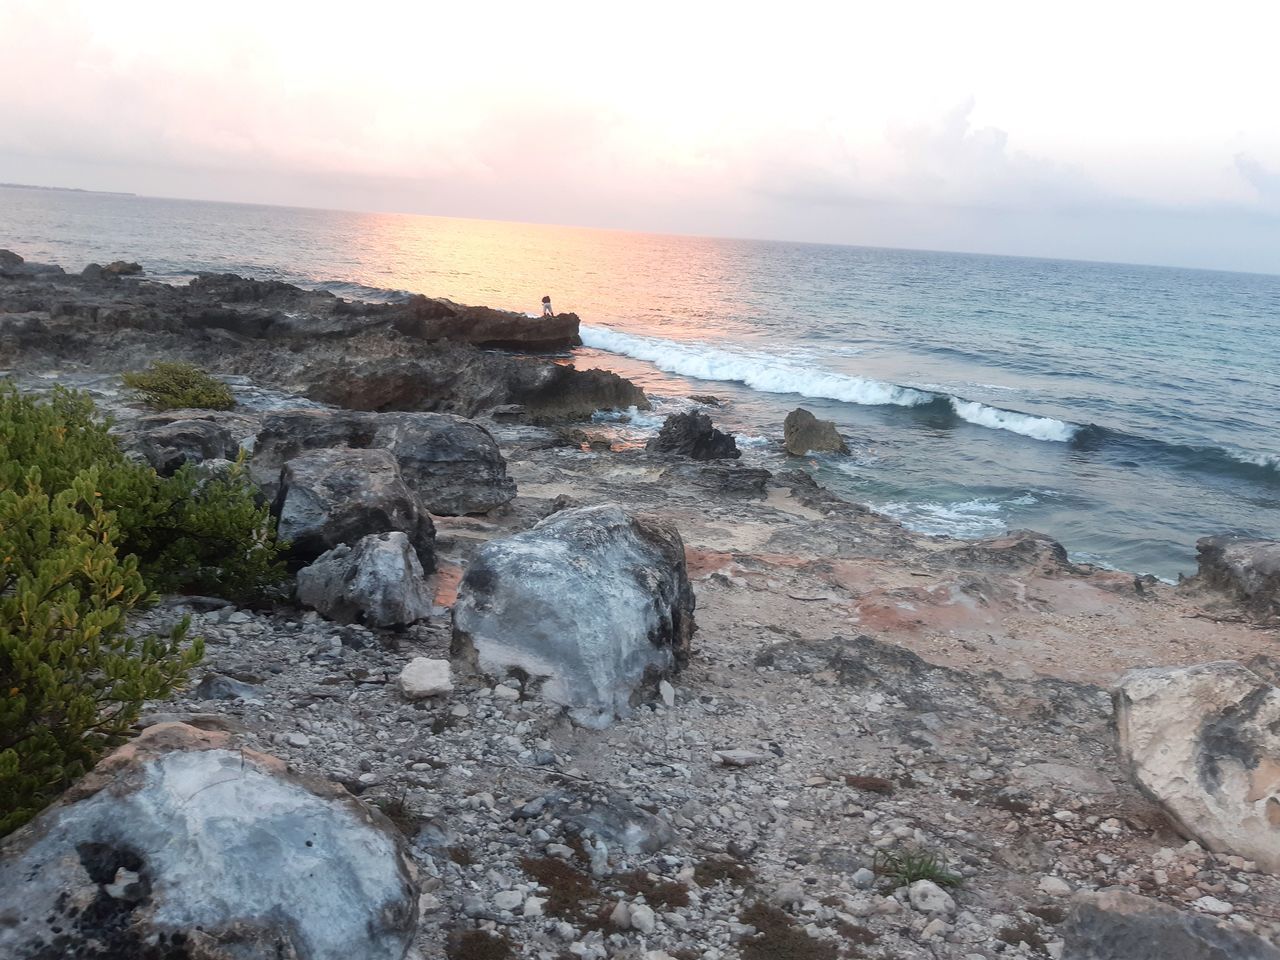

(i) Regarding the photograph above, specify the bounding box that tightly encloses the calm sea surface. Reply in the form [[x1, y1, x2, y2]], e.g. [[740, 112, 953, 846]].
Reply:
[[5, 186, 1279, 579]]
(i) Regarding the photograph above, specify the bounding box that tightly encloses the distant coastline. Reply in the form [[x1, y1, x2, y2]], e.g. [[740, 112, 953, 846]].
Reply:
[[0, 182, 135, 197]]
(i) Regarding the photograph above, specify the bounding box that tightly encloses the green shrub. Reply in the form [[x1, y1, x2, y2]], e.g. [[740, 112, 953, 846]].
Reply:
[[0, 385, 285, 603], [873, 846, 963, 888], [0, 468, 203, 835], [122, 361, 235, 411]]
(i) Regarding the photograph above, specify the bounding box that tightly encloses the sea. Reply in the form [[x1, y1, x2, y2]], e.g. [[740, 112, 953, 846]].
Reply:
[[5, 185, 1279, 581]]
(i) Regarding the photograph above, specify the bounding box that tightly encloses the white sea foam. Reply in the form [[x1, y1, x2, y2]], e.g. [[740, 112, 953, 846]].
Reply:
[[880, 498, 1009, 539], [1231, 450, 1280, 472], [580, 325, 934, 409], [948, 398, 1078, 442]]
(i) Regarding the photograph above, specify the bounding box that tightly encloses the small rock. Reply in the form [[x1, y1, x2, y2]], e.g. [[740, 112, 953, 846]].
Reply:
[[1040, 876, 1073, 897], [908, 880, 956, 915], [629, 903, 657, 934], [659, 680, 676, 707], [852, 867, 876, 889], [286, 732, 310, 748], [398, 658, 453, 700], [1194, 896, 1234, 915], [492, 890, 523, 912], [713, 749, 769, 767]]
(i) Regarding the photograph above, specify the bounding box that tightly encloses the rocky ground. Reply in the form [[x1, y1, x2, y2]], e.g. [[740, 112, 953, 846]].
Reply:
[[3, 253, 1279, 959]]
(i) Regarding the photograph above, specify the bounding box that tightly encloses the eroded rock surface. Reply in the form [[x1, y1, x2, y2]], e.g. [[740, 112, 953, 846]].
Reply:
[[1188, 535, 1280, 620], [452, 503, 695, 727], [0, 723, 418, 960], [1116, 661, 1280, 872], [645, 411, 739, 460]]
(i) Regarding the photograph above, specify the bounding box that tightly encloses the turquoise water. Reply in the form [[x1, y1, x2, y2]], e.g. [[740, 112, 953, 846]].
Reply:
[[4, 185, 1279, 578]]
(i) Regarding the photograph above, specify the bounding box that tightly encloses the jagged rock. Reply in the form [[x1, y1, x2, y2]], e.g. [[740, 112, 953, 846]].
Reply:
[[646, 411, 739, 460], [398, 657, 453, 699], [783, 407, 850, 456], [1115, 661, 1280, 872], [103, 260, 143, 276], [1062, 888, 1280, 959], [297, 531, 434, 627], [301, 351, 647, 420], [0, 723, 418, 960], [274, 447, 436, 568], [1190, 535, 1280, 619], [390, 295, 582, 350], [123, 417, 240, 475], [942, 528, 1071, 573], [544, 792, 676, 854], [0, 249, 22, 269], [0, 249, 64, 278], [252, 409, 515, 516], [452, 503, 695, 728], [194, 674, 263, 701]]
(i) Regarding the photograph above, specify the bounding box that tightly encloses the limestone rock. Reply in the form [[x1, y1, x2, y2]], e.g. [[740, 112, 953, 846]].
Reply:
[[908, 879, 956, 914], [252, 408, 515, 515], [275, 447, 436, 568], [297, 531, 435, 627], [1115, 661, 1280, 872], [452, 503, 695, 728], [661, 462, 771, 499], [0, 723, 418, 960], [646, 411, 739, 460], [1062, 888, 1280, 959], [399, 657, 454, 699], [783, 407, 850, 456], [1190, 535, 1280, 619], [390, 295, 582, 351]]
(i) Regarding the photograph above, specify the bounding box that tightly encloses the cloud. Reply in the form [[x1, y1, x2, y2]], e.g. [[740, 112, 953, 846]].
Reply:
[[1235, 153, 1280, 209]]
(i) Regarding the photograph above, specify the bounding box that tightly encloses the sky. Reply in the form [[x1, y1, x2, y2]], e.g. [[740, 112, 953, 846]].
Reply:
[[2, 0, 1279, 273]]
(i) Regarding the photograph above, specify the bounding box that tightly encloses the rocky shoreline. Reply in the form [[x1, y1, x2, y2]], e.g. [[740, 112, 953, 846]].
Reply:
[[2, 250, 1279, 960]]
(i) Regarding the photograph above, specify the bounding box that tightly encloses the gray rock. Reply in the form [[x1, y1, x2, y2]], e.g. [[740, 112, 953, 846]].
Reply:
[[908, 879, 956, 914], [548, 793, 677, 855], [297, 532, 434, 627], [275, 447, 435, 569], [1190, 535, 1280, 619], [1062, 888, 1280, 959], [783, 407, 850, 456], [194, 674, 263, 701], [452, 503, 695, 727], [0, 723, 418, 960], [398, 657, 454, 699], [125, 418, 239, 475], [252, 408, 515, 515], [1115, 660, 1280, 873], [645, 412, 739, 460]]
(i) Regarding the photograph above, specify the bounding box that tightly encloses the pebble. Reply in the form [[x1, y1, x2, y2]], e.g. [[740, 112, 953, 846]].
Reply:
[[1038, 875, 1072, 897], [398, 658, 453, 699], [285, 732, 310, 748], [630, 903, 657, 934], [1194, 896, 1234, 915]]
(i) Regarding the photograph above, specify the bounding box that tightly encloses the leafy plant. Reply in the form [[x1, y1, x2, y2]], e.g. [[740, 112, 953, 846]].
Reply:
[[0, 384, 284, 602], [0, 468, 203, 835], [122, 361, 235, 411], [872, 846, 963, 888]]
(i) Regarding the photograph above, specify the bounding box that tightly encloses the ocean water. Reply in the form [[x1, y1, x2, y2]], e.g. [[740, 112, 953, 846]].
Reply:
[[5, 185, 1279, 579]]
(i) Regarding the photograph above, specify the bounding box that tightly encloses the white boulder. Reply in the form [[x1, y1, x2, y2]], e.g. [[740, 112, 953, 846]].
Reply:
[[1115, 660, 1280, 873], [297, 531, 434, 627], [452, 503, 695, 728], [0, 723, 418, 960], [399, 657, 453, 699]]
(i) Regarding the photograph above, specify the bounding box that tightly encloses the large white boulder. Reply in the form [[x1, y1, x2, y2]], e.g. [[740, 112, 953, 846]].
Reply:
[[1115, 661, 1280, 873], [0, 723, 418, 960], [297, 531, 434, 627], [452, 503, 695, 728]]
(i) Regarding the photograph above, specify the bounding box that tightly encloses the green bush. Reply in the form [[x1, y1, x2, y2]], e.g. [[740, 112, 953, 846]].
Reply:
[[122, 361, 235, 411], [0, 384, 285, 602], [0, 468, 203, 835]]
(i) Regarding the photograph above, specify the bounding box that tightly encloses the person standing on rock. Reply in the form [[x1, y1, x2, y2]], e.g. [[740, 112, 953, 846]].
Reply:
[[541, 295, 554, 318]]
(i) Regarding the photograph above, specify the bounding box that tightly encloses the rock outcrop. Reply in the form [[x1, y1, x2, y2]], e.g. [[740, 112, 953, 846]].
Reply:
[[1062, 888, 1280, 959], [1189, 535, 1280, 619], [297, 531, 435, 627], [275, 446, 436, 568], [389, 295, 582, 350], [783, 407, 850, 456], [452, 503, 695, 727], [123, 417, 241, 475], [0, 722, 418, 960], [252, 409, 515, 516], [645, 411, 739, 460], [1115, 661, 1280, 872]]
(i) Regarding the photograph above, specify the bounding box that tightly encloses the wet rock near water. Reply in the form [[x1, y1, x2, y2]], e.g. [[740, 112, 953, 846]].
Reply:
[[1188, 535, 1280, 620], [646, 411, 740, 460], [783, 407, 850, 456]]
